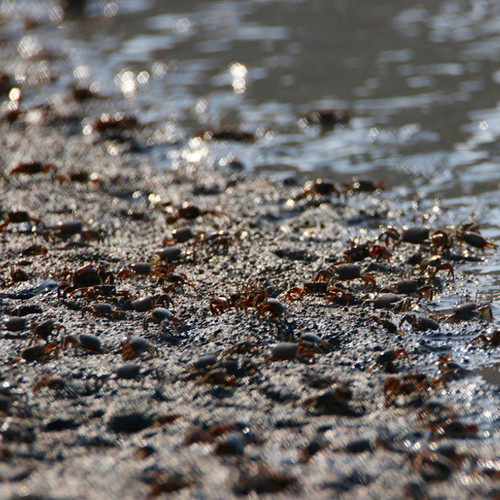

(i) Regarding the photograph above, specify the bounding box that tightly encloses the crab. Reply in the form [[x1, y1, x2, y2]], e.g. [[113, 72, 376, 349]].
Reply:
[[379, 226, 450, 250], [419, 256, 454, 279], [28, 319, 66, 345], [196, 230, 238, 254], [0, 210, 40, 231], [20, 342, 60, 363], [210, 293, 245, 315], [384, 373, 442, 405], [164, 201, 222, 224], [116, 262, 168, 281], [303, 385, 358, 416], [343, 239, 391, 262], [255, 298, 286, 321], [400, 314, 440, 332], [368, 293, 414, 312], [381, 278, 434, 302], [303, 108, 350, 128], [223, 339, 260, 358], [285, 281, 328, 302], [61, 334, 108, 354], [467, 330, 500, 348], [374, 349, 409, 373], [130, 294, 173, 312], [455, 223, 497, 251], [340, 177, 385, 193], [120, 335, 157, 360], [264, 336, 331, 364], [295, 178, 337, 200], [209, 284, 269, 316], [444, 302, 493, 323], [39, 220, 105, 243], [57, 263, 114, 297], [144, 307, 182, 330], [82, 303, 126, 320], [8, 161, 56, 176], [315, 263, 376, 291], [184, 352, 257, 385]]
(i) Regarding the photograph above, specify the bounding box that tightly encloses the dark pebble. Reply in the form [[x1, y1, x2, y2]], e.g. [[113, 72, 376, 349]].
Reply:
[[0, 394, 10, 413], [116, 363, 141, 380], [108, 412, 153, 433], [43, 418, 81, 432], [346, 438, 372, 453], [4, 317, 28, 331]]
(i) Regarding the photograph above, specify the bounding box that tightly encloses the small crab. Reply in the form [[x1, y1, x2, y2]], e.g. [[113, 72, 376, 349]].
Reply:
[[400, 314, 440, 332], [20, 343, 60, 363], [374, 349, 408, 373], [265, 342, 314, 364], [295, 178, 337, 200], [384, 373, 444, 405], [9, 161, 56, 176], [454, 222, 497, 251], [40, 220, 105, 243], [304, 385, 359, 416], [130, 294, 173, 312], [381, 279, 433, 302], [368, 293, 413, 312], [467, 330, 500, 348], [144, 307, 182, 330], [210, 293, 244, 315], [255, 298, 286, 321], [419, 256, 454, 280], [82, 303, 125, 320], [233, 462, 298, 495], [343, 239, 391, 262], [223, 339, 260, 358], [57, 263, 114, 297], [28, 319, 66, 345], [120, 335, 158, 360], [341, 177, 385, 193], [62, 334, 108, 354], [315, 263, 376, 290], [379, 226, 449, 249], [0, 210, 40, 231], [456, 230, 497, 251], [303, 108, 350, 128], [444, 302, 493, 323], [164, 201, 222, 224], [369, 315, 400, 334], [285, 281, 328, 302]]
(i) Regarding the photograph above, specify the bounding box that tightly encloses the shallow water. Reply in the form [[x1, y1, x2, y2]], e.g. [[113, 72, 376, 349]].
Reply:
[[3, 1, 500, 320]]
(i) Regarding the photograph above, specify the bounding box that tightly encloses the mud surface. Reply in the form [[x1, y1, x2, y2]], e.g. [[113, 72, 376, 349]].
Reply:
[[0, 2, 499, 500]]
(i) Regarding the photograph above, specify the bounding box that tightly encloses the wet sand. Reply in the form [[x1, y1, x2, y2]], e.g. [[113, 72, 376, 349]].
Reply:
[[0, 113, 499, 499], [0, 4, 499, 499]]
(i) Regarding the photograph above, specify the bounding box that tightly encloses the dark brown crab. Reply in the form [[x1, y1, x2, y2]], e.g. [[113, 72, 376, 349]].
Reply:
[[57, 263, 114, 297], [0, 210, 40, 231], [144, 307, 183, 330], [315, 262, 376, 290], [379, 226, 450, 251], [455, 223, 497, 251], [467, 330, 500, 348], [343, 238, 391, 262], [164, 201, 222, 224], [381, 278, 434, 302]]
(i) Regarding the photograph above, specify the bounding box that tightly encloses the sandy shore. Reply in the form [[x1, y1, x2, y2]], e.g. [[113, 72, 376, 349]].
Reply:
[[0, 8, 498, 497]]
